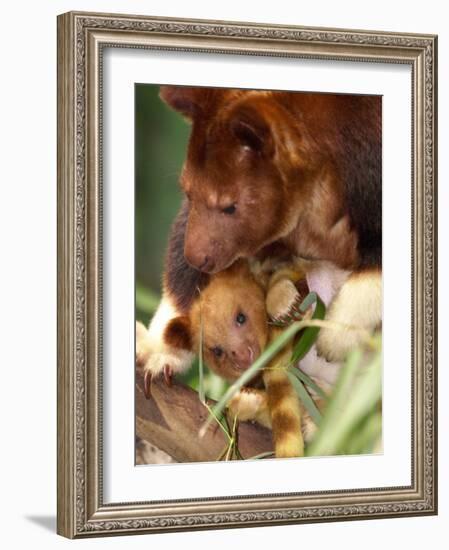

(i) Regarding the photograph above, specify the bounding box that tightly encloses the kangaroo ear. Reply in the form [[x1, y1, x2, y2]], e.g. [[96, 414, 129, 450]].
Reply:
[[159, 86, 219, 120], [229, 102, 274, 156], [159, 86, 199, 118], [163, 316, 192, 351]]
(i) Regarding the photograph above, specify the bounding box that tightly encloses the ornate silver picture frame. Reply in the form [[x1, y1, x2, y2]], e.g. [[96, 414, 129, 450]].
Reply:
[[57, 11, 437, 538]]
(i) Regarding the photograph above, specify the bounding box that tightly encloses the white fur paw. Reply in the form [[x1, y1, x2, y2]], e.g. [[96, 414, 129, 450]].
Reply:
[[135, 321, 193, 376], [315, 269, 382, 362], [136, 321, 193, 377], [140, 346, 194, 399], [266, 279, 301, 320], [142, 347, 194, 378], [136, 321, 152, 368], [140, 295, 194, 382]]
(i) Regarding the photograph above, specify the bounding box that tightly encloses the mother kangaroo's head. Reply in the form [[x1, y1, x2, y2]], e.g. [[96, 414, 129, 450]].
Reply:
[[159, 86, 348, 273]]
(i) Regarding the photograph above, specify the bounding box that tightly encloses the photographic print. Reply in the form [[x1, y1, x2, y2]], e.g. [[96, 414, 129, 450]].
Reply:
[[57, 11, 436, 537], [135, 84, 382, 465]]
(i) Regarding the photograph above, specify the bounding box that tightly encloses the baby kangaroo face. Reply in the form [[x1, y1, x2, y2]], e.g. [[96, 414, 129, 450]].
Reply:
[[191, 262, 268, 382]]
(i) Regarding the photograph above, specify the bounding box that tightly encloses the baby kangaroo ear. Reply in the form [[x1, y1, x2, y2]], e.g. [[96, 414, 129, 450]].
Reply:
[[163, 316, 193, 352]]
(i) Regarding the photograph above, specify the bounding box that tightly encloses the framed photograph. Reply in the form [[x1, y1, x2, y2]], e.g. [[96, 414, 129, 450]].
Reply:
[[57, 11, 438, 538]]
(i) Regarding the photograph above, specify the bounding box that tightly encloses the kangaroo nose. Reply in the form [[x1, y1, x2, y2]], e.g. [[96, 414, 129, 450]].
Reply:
[[198, 256, 211, 270], [232, 346, 255, 369], [184, 249, 216, 273], [196, 255, 216, 273]]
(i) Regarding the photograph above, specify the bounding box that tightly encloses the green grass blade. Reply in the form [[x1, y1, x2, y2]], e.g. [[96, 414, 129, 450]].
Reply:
[[204, 402, 232, 442], [307, 348, 382, 456], [290, 293, 326, 364], [306, 348, 362, 456], [289, 367, 328, 401], [198, 316, 205, 404], [287, 369, 322, 425], [246, 451, 275, 460], [344, 411, 382, 455]]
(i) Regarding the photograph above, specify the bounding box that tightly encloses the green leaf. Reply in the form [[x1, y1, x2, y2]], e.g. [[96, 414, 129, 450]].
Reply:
[[289, 367, 328, 401], [198, 316, 205, 404], [290, 293, 326, 364], [306, 348, 382, 457], [344, 411, 382, 455], [287, 369, 322, 425], [246, 451, 275, 460]]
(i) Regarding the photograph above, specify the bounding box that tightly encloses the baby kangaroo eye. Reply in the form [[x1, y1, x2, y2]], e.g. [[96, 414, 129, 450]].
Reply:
[[222, 204, 236, 215], [212, 346, 223, 358], [236, 312, 247, 326]]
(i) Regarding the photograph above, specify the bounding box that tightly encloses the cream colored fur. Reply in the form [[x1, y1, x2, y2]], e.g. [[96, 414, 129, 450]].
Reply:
[[227, 389, 271, 428], [316, 269, 382, 362]]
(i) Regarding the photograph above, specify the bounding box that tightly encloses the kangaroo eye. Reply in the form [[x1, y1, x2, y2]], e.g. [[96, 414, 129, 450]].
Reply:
[[222, 204, 236, 215], [212, 346, 223, 358], [236, 312, 247, 326]]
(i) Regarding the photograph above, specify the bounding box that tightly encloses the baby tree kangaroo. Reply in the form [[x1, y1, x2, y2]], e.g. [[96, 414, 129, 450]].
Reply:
[[137, 258, 321, 458]]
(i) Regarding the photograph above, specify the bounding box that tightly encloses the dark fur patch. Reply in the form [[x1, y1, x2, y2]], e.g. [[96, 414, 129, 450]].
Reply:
[[271, 411, 299, 435], [164, 199, 210, 313], [266, 379, 292, 410], [244, 374, 264, 389], [164, 316, 192, 351], [295, 278, 309, 302], [336, 96, 382, 268]]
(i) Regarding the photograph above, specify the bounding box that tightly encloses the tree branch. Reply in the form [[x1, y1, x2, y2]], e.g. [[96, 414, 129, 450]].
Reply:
[[136, 369, 274, 463]]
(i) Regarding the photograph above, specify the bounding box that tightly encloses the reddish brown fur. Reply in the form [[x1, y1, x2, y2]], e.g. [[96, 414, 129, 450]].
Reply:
[[160, 87, 381, 279]]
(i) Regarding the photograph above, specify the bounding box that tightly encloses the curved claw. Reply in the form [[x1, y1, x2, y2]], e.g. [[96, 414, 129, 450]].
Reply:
[[143, 370, 152, 400], [163, 365, 173, 387]]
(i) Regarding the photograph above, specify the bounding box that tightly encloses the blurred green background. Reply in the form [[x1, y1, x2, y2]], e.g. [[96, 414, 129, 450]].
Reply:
[[135, 84, 227, 398], [135, 83, 188, 324]]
